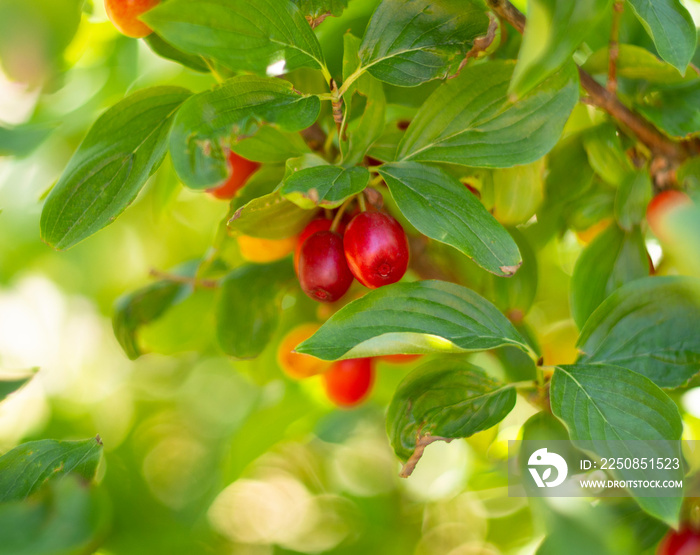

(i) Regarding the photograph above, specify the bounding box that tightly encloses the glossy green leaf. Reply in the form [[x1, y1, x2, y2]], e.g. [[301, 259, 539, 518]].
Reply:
[[627, 0, 696, 72], [615, 172, 652, 231], [228, 191, 316, 239], [491, 159, 545, 225], [0, 437, 103, 502], [216, 260, 295, 359], [398, 61, 579, 167], [511, 0, 611, 97], [0, 372, 36, 403], [0, 477, 109, 555], [280, 165, 369, 209], [40, 87, 190, 250], [232, 126, 310, 163], [577, 276, 700, 388], [142, 0, 327, 75], [296, 280, 530, 360], [113, 264, 196, 360], [378, 161, 522, 276], [356, 0, 490, 87], [583, 124, 634, 187], [387, 359, 516, 470], [636, 81, 700, 139], [169, 76, 320, 189], [551, 363, 683, 526], [583, 44, 697, 83], [143, 33, 210, 72], [571, 225, 649, 329]]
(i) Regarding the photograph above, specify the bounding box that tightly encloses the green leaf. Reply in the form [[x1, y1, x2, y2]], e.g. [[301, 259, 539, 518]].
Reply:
[[0, 437, 103, 503], [0, 123, 54, 157], [228, 191, 316, 239], [0, 372, 36, 403], [491, 159, 545, 226], [280, 165, 369, 209], [583, 44, 697, 83], [113, 265, 195, 360], [636, 81, 700, 139], [357, 0, 490, 87], [398, 61, 579, 167], [0, 477, 109, 555], [551, 363, 683, 526], [216, 260, 295, 359], [142, 0, 327, 75], [169, 76, 320, 190], [378, 161, 522, 276], [232, 126, 310, 163], [387, 359, 516, 471], [511, 0, 611, 97], [615, 172, 652, 231], [296, 279, 530, 360], [571, 225, 649, 329], [583, 123, 634, 187], [143, 33, 210, 72], [491, 228, 538, 318], [577, 276, 700, 388], [40, 87, 190, 250], [627, 0, 696, 73]]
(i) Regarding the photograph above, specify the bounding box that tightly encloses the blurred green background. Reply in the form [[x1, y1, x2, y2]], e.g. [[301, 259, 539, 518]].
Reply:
[[1, 0, 700, 554]]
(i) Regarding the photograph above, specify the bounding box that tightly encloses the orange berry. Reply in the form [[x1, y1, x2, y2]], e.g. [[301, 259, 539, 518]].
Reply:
[[277, 323, 329, 379], [105, 0, 160, 38], [237, 235, 296, 263]]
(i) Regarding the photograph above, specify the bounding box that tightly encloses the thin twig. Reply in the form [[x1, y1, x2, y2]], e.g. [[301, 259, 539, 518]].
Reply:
[[486, 0, 695, 166], [149, 269, 218, 289], [330, 79, 344, 139], [607, 0, 624, 94]]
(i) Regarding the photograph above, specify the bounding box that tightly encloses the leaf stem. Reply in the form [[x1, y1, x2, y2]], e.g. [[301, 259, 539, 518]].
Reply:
[[331, 197, 354, 232], [357, 192, 367, 212], [201, 57, 225, 83], [337, 66, 366, 98]]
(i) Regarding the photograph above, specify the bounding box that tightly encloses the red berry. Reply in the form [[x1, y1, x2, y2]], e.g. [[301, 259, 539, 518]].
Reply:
[[646, 190, 692, 241], [208, 151, 260, 200], [343, 212, 409, 289], [295, 218, 346, 275], [105, 0, 160, 38], [298, 231, 354, 303], [658, 526, 700, 555], [323, 358, 374, 407]]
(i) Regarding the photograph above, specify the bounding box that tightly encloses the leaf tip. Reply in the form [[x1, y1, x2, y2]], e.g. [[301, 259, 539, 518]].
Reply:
[[499, 262, 522, 276]]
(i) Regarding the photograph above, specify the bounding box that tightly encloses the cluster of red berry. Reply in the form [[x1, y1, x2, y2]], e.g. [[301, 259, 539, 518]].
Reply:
[[295, 208, 409, 303], [192, 147, 413, 409]]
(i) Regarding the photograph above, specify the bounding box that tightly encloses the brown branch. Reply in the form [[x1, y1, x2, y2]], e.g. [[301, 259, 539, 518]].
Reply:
[[486, 0, 525, 32], [486, 0, 695, 167]]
